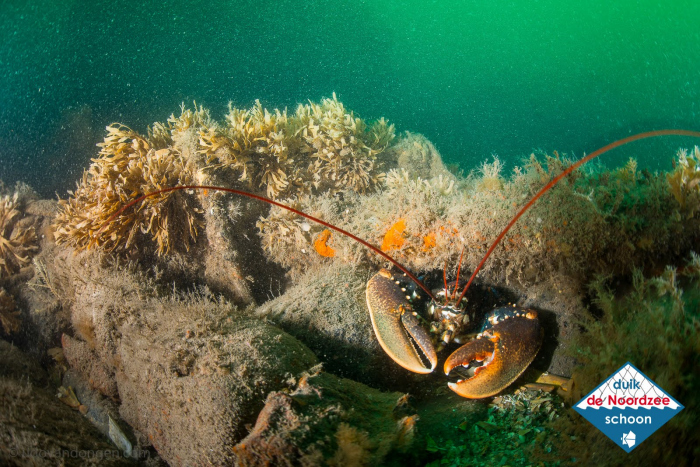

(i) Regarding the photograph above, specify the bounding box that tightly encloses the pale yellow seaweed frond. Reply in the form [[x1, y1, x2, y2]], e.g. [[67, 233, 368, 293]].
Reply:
[[54, 126, 202, 256], [0, 192, 37, 277], [668, 146, 700, 217]]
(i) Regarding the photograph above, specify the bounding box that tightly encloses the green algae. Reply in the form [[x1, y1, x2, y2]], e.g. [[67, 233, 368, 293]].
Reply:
[[423, 389, 567, 467]]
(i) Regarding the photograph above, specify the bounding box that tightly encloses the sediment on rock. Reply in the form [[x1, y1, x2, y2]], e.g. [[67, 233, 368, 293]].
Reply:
[[233, 367, 418, 466]]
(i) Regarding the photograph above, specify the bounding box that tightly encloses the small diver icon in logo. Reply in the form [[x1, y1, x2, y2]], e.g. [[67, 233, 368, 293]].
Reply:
[[621, 431, 636, 448]]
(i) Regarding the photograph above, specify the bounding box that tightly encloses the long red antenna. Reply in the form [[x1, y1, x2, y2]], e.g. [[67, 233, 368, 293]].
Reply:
[[99, 185, 437, 301], [442, 260, 449, 305], [451, 248, 465, 301], [454, 129, 700, 305]]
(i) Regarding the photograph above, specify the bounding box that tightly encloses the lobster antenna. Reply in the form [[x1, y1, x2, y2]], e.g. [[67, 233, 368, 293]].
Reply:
[[454, 129, 700, 306], [451, 247, 465, 301], [98, 185, 437, 301], [442, 260, 449, 305]]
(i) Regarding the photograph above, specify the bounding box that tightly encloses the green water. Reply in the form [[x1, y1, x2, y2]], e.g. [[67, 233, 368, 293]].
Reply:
[[1, 0, 699, 196]]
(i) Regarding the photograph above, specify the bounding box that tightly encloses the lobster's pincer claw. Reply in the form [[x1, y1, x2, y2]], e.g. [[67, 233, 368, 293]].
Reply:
[[444, 307, 542, 398], [366, 269, 437, 374]]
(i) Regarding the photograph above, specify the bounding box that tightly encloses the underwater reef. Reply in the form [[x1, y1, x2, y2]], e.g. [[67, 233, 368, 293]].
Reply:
[[1, 97, 700, 466]]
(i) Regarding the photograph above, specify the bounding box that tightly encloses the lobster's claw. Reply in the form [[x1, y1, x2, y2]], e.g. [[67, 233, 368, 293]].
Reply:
[[444, 307, 542, 398], [366, 269, 437, 374]]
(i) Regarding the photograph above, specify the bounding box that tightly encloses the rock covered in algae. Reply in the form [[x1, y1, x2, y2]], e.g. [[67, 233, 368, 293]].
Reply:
[[233, 366, 417, 466], [60, 368, 158, 464], [61, 334, 119, 399], [115, 314, 316, 466], [256, 262, 420, 389], [259, 144, 700, 296], [385, 131, 455, 181], [2, 196, 70, 360], [50, 252, 317, 466], [0, 288, 20, 335], [0, 340, 135, 466]]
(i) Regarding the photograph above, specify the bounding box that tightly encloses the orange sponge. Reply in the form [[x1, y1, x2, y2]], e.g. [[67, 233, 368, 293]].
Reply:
[[313, 229, 336, 257], [381, 219, 407, 252]]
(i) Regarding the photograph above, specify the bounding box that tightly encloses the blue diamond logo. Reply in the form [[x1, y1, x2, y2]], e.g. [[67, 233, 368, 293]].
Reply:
[[574, 362, 684, 452]]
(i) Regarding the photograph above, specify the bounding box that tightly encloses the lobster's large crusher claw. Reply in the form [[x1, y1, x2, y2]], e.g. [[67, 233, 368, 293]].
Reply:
[[366, 269, 438, 374], [444, 307, 542, 398]]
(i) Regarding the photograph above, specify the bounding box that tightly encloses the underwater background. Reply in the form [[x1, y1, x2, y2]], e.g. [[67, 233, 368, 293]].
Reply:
[[2, 0, 700, 196], [2, 1, 700, 466]]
